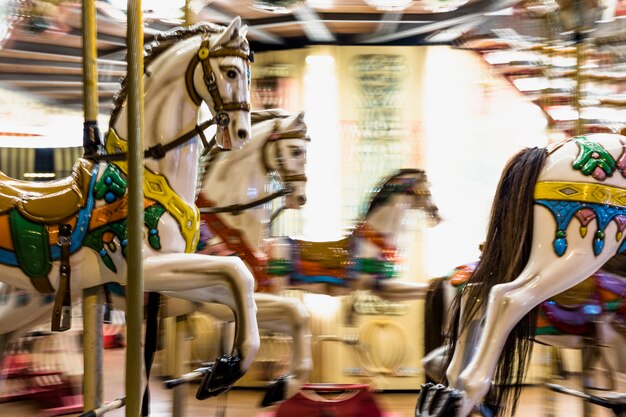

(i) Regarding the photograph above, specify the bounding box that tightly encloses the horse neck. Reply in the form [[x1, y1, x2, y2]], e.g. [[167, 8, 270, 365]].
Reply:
[[201, 128, 275, 249], [109, 44, 200, 204], [357, 197, 406, 254]]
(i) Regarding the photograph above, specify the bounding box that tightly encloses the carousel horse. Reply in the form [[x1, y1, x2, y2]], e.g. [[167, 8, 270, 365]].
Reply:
[[266, 169, 441, 300], [0, 109, 312, 406], [0, 17, 261, 400], [168, 167, 440, 402], [415, 134, 626, 417], [422, 261, 626, 391]]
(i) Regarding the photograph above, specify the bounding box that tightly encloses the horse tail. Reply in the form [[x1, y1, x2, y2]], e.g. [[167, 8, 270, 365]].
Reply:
[[446, 146, 547, 416], [424, 277, 446, 382]]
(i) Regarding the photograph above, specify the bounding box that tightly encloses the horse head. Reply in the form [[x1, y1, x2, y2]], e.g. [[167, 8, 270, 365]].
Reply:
[[189, 17, 252, 150], [262, 110, 309, 209], [367, 169, 441, 227]]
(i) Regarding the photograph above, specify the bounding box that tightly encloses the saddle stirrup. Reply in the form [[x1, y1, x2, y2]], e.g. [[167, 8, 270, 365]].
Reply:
[[52, 224, 73, 332]]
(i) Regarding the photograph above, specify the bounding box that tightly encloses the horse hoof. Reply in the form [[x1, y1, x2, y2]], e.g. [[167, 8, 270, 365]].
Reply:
[[260, 375, 287, 407], [195, 354, 242, 400], [415, 383, 462, 417]]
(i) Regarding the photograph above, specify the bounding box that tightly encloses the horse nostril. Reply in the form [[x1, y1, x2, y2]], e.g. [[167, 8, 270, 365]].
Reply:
[[237, 129, 248, 140], [298, 195, 307, 205]]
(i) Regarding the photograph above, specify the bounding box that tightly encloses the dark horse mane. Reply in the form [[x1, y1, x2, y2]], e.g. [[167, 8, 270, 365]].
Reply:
[[108, 22, 227, 128], [365, 168, 425, 217], [445, 147, 547, 417]]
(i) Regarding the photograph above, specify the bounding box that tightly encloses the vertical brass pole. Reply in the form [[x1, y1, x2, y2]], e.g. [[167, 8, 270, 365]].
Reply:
[[126, 0, 144, 415], [82, 0, 103, 411], [575, 35, 584, 136]]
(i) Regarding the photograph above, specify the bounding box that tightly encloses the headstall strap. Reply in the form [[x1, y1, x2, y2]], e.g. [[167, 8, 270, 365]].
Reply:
[[51, 224, 73, 332], [197, 42, 252, 116]]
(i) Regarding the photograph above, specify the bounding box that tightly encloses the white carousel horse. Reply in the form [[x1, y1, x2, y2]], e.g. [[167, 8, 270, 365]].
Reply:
[[0, 17, 260, 400], [0, 109, 312, 406], [422, 262, 626, 391], [416, 134, 626, 417], [175, 160, 441, 402]]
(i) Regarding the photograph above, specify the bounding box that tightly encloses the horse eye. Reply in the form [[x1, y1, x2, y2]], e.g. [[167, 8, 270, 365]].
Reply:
[[291, 148, 303, 157], [226, 69, 237, 79]]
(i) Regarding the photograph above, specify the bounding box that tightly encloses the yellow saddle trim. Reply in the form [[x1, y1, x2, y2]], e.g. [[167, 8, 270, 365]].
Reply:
[[535, 181, 626, 207], [0, 159, 93, 223], [105, 129, 200, 253]]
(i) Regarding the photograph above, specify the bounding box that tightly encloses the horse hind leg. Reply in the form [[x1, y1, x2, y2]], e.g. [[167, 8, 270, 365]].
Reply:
[[456, 254, 612, 416]]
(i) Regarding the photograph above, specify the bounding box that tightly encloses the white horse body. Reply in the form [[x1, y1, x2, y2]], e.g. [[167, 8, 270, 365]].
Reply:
[[0, 110, 312, 404], [0, 18, 259, 397], [418, 133, 626, 417]]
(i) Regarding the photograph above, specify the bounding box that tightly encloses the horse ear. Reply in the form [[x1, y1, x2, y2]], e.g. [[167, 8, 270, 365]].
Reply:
[[240, 24, 248, 40], [285, 111, 306, 131], [213, 17, 241, 48]]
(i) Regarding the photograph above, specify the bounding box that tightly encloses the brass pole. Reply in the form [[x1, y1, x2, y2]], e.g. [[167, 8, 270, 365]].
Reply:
[[126, 0, 145, 415], [81, 0, 104, 411]]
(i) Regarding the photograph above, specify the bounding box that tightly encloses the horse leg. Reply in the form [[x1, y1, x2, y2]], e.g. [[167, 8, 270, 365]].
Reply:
[[143, 253, 259, 398], [252, 293, 312, 406], [455, 255, 610, 416]]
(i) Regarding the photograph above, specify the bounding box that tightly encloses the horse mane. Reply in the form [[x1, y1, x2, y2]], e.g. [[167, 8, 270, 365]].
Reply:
[[446, 147, 547, 417], [108, 22, 229, 129], [251, 109, 291, 125], [364, 168, 425, 217]]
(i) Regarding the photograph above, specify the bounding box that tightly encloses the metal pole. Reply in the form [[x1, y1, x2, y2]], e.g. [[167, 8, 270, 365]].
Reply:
[[82, 0, 104, 411], [126, 0, 144, 415]]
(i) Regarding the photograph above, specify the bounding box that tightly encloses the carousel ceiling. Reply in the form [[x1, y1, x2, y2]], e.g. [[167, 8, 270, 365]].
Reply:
[[1, 0, 625, 117]]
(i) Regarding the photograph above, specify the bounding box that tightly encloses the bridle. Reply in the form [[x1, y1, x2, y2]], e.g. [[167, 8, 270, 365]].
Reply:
[[85, 38, 253, 162], [262, 121, 310, 189], [199, 120, 309, 215]]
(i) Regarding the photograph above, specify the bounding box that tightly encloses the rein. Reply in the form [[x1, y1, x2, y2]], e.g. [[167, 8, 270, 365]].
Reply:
[[199, 187, 292, 214], [353, 222, 398, 262], [196, 194, 271, 290], [84, 119, 217, 162]]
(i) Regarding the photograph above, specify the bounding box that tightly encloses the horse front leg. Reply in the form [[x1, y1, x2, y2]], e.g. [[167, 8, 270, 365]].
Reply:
[[144, 253, 260, 398], [252, 293, 312, 406]]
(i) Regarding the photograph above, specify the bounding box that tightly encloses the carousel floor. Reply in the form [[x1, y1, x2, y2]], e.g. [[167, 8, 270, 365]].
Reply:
[[0, 346, 618, 417]]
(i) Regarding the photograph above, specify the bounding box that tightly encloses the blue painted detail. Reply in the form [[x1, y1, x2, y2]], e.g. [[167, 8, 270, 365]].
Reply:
[[50, 166, 98, 259], [42, 294, 55, 304], [105, 176, 113, 185], [104, 191, 116, 203], [121, 239, 128, 247], [536, 199, 626, 257], [100, 248, 107, 256], [0, 249, 18, 266], [291, 273, 347, 286], [554, 238, 567, 256], [583, 304, 602, 315], [149, 228, 158, 236], [594, 237, 605, 256]]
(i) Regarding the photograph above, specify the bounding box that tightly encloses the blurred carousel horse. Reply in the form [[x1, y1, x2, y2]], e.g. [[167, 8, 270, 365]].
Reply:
[[423, 261, 626, 391], [0, 18, 260, 401], [0, 109, 312, 406], [177, 167, 439, 405], [415, 134, 626, 417], [266, 169, 441, 300]]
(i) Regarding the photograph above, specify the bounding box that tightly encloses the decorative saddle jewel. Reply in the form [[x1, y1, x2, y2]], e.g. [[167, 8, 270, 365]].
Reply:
[[535, 136, 626, 257]]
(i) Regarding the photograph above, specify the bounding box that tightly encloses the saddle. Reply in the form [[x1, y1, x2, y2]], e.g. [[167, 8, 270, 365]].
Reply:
[[296, 238, 349, 269], [0, 159, 93, 223]]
